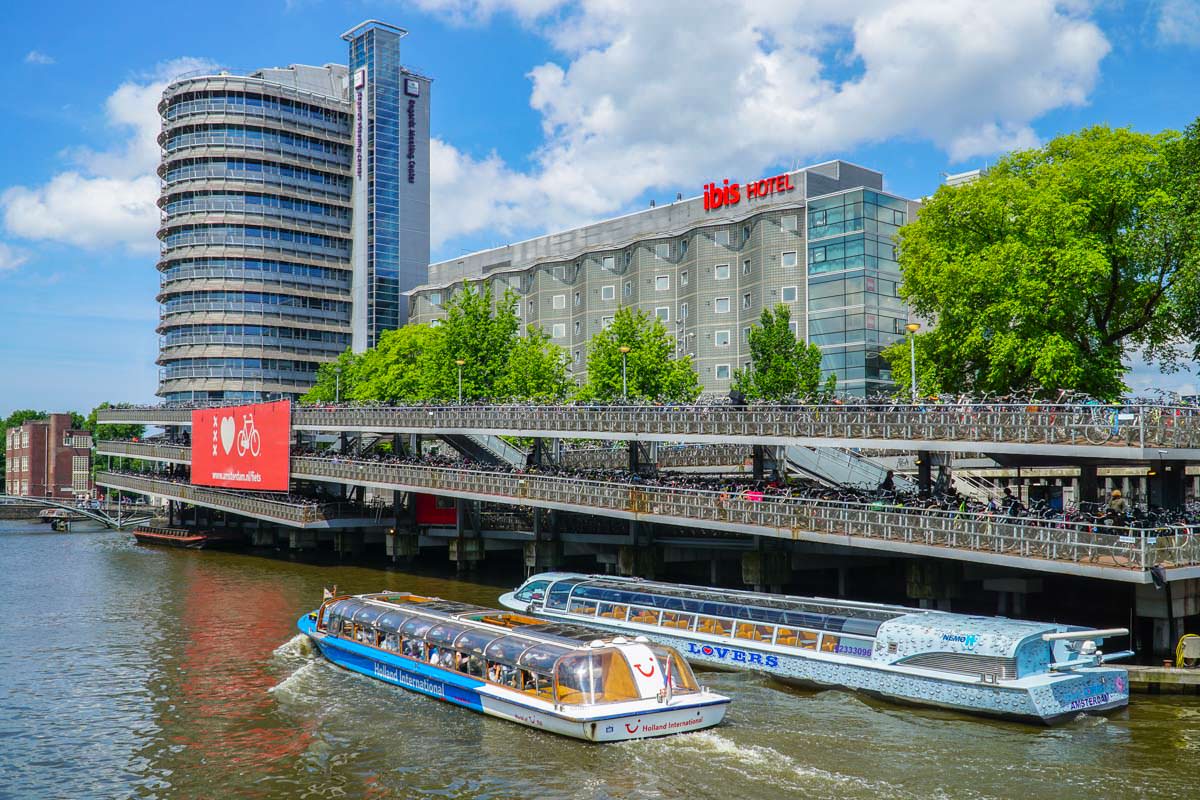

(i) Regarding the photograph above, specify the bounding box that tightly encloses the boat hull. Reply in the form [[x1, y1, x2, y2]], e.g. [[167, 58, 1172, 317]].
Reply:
[[298, 615, 728, 742], [132, 528, 240, 549], [499, 599, 1127, 725]]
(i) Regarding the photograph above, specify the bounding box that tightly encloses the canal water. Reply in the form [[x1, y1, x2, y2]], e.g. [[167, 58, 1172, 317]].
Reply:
[[2, 522, 1198, 800]]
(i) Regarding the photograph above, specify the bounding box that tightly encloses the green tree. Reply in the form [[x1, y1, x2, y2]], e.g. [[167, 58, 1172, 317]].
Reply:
[[884, 123, 1200, 400], [302, 350, 362, 404], [426, 282, 521, 401], [732, 304, 827, 400], [497, 326, 572, 401], [578, 306, 701, 402], [350, 324, 440, 403], [85, 402, 145, 441]]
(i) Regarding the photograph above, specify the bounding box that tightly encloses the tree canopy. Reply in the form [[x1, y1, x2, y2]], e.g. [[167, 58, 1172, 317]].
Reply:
[[733, 304, 830, 400], [577, 306, 701, 402], [301, 283, 571, 404], [885, 122, 1200, 400], [85, 402, 145, 442]]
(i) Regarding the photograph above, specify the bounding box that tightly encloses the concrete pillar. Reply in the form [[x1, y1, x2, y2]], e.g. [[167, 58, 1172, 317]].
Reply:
[[905, 560, 962, 610], [450, 498, 484, 572], [917, 450, 932, 496], [741, 549, 789, 592]]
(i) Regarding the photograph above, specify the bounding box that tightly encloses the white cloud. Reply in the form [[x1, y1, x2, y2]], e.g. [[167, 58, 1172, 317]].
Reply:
[[24, 50, 54, 65], [0, 242, 29, 273], [421, 0, 1111, 249], [1, 57, 216, 253], [1158, 0, 1200, 46]]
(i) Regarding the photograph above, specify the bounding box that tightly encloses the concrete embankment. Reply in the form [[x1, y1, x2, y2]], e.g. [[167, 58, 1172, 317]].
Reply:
[[1128, 665, 1200, 694], [0, 505, 43, 521]]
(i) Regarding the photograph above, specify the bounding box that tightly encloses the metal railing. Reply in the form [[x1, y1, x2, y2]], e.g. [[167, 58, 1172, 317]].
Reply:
[[560, 444, 750, 469], [288, 457, 1200, 573], [94, 471, 380, 525], [96, 403, 1200, 451], [97, 441, 191, 461]]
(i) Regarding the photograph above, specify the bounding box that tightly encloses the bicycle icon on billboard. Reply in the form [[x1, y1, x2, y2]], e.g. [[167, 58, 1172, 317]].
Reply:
[[237, 414, 261, 457]]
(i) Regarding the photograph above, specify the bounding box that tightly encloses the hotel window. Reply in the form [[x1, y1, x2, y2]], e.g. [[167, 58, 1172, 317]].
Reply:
[[552, 323, 566, 339], [782, 286, 798, 303], [742, 259, 751, 275], [789, 321, 800, 337], [714, 297, 730, 314], [655, 243, 671, 259], [624, 280, 632, 297], [429, 292, 442, 306], [681, 270, 689, 286], [574, 320, 581, 335], [601, 285, 616, 301], [528, 299, 535, 313], [742, 292, 752, 310], [574, 350, 580, 363], [743, 326, 751, 341], [655, 306, 670, 322], [742, 225, 751, 242], [680, 238, 689, 257], [715, 330, 730, 347], [782, 214, 798, 231], [714, 264, 730, 280], [624, 251, 632, 267], [602, 316, 614, 329], [602, 255, 616, 271], [811, 209, 827, 226], [680, 302, 689, 320], [714, 230, 730, 246], [782, 251, 798, 268], [574, 291, 581, 306], [715, 364, 731, 380], [552, 294, 566, 309], [655, 275, 670, 291]]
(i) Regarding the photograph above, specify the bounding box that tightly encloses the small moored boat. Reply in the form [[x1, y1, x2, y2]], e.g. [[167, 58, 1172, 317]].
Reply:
[[501, 573, 1132, 725], [298, 592, 730, 742], [132, 525, 240, 549]]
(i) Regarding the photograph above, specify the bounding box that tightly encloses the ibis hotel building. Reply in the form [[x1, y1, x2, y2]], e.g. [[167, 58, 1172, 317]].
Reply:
[[155, 20, 430, 403], [408, 161, 917, 396]]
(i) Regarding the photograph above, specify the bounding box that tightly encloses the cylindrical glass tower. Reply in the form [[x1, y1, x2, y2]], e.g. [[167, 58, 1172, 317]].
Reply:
[[155, 64, 353, 403]]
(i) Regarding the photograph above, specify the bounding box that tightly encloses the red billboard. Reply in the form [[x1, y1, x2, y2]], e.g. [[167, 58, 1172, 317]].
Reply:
[[191, 401, 291, 491]]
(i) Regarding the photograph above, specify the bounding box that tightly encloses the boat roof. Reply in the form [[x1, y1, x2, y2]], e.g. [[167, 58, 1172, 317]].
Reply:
[[326, 592, 646, 653]]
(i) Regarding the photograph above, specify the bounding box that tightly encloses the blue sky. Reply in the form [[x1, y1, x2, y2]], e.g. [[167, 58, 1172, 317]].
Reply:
[[0, 0, 1198, 415]]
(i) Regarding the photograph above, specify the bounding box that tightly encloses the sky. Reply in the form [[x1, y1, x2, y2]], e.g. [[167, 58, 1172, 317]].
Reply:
[[0, 0, 1198, 415]]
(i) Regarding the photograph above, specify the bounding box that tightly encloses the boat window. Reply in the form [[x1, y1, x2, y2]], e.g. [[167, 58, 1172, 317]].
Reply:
[[426, 622, 470, 648], [518, 643, 573, 672], [554, 649, 642, 705], [381, 633, 400, 652], [822, 635, 873, 658], [485, 660, 522, 688], [328, 616, 342, 634], [840, 618, 883, 637], [696, 616, 732, 637], [596, 603, 630, 621], [567, 598, 599, 617], [734, 623, 774, 642], [660, 612, 695, 631], [454, 628, 501, 655], [545, 579, 582, 610], [375, 611, 412, 634], [649, 646, 701, 694], [514, 580, 550, 603], [775, 628, 818, 650], [628, 607, 662, 627], [485, 635, 535, 666], [351, 606, 388, 627], [400, 617, 436, 641]]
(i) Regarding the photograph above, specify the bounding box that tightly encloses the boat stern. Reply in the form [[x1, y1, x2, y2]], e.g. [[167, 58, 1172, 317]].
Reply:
[[584, 696, 731, 743]]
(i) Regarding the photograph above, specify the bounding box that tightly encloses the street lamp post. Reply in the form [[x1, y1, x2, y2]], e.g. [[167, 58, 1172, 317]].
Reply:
[[334, 366, 341, 404], [618, 346, 631, 400], [905, 322, 921, 403], [455, 359, 466, 404]]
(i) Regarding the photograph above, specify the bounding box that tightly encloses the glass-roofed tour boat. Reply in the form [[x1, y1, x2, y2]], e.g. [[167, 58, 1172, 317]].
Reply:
[[298, 591, 730, 742], [500, 573, 1133, 725]]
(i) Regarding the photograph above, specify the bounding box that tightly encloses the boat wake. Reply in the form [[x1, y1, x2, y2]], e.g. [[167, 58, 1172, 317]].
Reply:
[[273, 633, 316, 660], [639, 730, 905, 797], [268, 660, 320, 697]]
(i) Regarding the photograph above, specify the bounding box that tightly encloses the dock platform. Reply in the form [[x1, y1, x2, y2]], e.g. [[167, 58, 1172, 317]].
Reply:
[[1127, 665, 1200, 694]]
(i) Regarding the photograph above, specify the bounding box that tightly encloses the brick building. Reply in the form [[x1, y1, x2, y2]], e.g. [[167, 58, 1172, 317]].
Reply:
[[4, 414, 94, 499]]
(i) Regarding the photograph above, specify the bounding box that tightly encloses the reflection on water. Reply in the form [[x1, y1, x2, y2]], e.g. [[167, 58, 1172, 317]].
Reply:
[[2, 523, 1199, 799]]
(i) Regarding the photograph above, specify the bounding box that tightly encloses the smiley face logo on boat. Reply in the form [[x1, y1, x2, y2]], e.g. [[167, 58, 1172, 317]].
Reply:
[[624, 722, 640, 734], [632, 661, 656, 678]]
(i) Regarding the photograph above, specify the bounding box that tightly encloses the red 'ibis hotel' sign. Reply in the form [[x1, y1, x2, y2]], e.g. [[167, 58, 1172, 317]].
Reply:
[[703, 172, 796, 211], [191, 400, 291, 491]]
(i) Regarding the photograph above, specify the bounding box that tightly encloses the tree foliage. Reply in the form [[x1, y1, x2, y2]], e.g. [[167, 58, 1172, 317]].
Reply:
[[733, 304, 829, 400], [497, 326, 573, 401], [351, 325, 440, 403], [577, 306, 701, 402], [305, 350, 362, 404], [885, 122, 1200, 400], [426, 283, 521, 401], [85, 402, 145, 441]]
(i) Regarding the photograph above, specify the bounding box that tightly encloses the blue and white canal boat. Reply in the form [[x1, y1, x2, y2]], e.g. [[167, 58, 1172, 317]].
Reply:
[[500, 573, 1133, 724], [299, 591, 729, 742]]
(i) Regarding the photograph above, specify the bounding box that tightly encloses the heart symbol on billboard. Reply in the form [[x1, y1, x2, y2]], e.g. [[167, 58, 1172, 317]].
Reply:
[[220, 416, 235, 455]]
